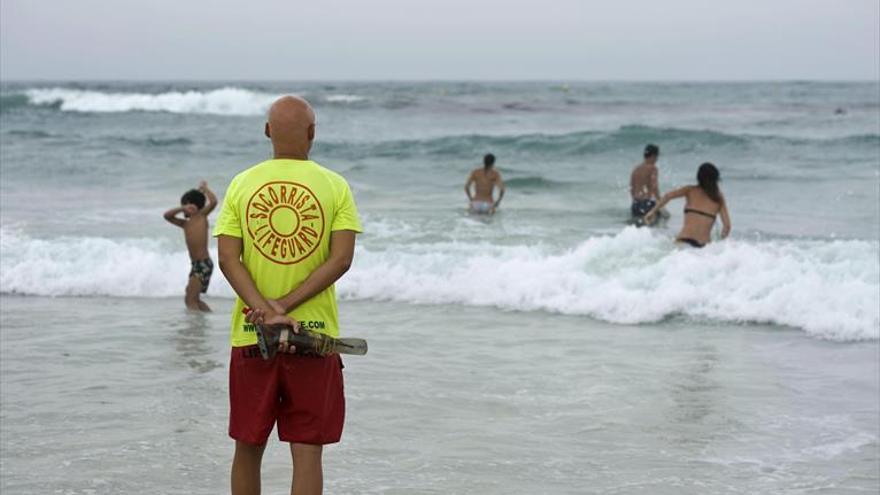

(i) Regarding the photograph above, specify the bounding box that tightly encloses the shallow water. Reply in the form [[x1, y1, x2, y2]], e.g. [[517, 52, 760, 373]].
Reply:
[[1, 296, 877, 494]]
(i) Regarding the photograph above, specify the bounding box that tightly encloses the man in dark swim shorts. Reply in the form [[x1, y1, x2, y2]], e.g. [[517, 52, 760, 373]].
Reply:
[[629, 144, 662, 225], [631, 198, 657, 218]]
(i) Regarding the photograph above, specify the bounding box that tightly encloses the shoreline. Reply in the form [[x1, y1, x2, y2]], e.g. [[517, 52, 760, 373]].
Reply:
[[2, 295, 877, 493], [0, 291, 873, 344]]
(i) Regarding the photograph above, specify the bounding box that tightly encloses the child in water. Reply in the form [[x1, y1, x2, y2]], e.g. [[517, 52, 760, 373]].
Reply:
[[163, 181, 217, 311]]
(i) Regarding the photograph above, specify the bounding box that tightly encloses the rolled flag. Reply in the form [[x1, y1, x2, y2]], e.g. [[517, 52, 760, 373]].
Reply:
[[243, 308, 368, 360]]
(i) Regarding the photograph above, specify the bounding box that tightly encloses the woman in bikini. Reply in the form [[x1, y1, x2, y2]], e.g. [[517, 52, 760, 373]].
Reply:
[[644, 163, 731, 248]]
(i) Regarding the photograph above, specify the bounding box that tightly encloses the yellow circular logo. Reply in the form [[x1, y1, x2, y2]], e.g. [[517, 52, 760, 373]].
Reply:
[[246, 181, 325, 264]]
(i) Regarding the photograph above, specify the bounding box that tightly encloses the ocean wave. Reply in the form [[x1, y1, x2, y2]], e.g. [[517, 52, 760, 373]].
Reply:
[[316, 130, 605, 159], [145, 137, 193, 147], [110, 136, 194, 147], [833, 133, 880, 146], [3, 129, 58, 138], [342, 229, 879, 341], [21, 87, 278, 115], [324, 94, 367, 103], [0, 231, 194, 298], [0, 93, 30, 112], [5, 85, 879, 152], [317, 126, 880, 161], [504, 176, 571, 189], [9, 87, 371, 115], [1, 227, 876, 341]]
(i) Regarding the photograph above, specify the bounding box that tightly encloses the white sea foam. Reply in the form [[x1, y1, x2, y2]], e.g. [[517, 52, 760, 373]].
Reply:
[[801, 432, 878, 460], [24, 87, 279, 115], [324, 94, 367, 103], [0, 230, 221, 298], [1, 227, 877, 341], [342, 228, 879, 341], [21, 88, 368, 114]]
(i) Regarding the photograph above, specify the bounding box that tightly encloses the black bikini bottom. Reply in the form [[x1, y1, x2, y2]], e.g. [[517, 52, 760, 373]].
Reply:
[[678, 238, 705, 248]]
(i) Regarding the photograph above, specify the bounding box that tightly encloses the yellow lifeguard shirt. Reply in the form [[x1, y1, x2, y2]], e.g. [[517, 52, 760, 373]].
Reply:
[[213, 159, 362, 347]]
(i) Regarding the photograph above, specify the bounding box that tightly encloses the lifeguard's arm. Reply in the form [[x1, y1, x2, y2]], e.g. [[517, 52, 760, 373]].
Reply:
[[494, 173, 506, 208], [217, 235, 275, 314], [719, 197, 732, 239], [464, 172, 475, 201], [199, 182, 218, 215], [163, 207, 186, 227], [645, 186, 689, 220], [276, 230, 357, 313]]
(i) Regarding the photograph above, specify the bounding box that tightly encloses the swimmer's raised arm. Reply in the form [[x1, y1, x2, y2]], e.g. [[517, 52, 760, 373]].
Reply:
[[198, 181, 217, 215], [163, 206, 187, 227]]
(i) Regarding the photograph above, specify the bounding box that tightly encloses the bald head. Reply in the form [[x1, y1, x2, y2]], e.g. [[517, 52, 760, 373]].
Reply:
[[265, 95, 316, 160]]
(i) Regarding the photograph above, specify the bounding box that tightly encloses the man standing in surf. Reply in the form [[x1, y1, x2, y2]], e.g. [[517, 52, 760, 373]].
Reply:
[[465, 153, 506, 214], [214, 95, 362, 495], [629, 144, 663, 225]]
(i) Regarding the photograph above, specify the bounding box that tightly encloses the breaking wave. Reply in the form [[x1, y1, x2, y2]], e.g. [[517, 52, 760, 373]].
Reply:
[[2, 227, 876, 342]]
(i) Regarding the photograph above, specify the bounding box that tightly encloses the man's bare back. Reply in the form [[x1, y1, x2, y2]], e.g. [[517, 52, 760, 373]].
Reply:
[[630, 162, 659, 201], [469, 168, 501, 202], [465, 153, 506, 214], [629, 144, 663, 223]]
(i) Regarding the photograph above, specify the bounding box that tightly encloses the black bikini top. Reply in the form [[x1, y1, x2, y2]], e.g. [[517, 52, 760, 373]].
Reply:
[[684, 207, 716, 220]]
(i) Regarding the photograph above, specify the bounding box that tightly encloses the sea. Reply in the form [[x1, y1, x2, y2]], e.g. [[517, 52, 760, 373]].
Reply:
[[1, 81, 878, 494]]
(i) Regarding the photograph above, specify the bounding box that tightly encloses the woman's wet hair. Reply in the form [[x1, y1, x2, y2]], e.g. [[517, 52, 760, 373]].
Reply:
[[697, 162, 721, 203], [181, 189, 206, 209]]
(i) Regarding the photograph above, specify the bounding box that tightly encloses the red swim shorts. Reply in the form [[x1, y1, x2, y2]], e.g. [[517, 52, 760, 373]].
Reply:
[[228, 345, 345, 445]]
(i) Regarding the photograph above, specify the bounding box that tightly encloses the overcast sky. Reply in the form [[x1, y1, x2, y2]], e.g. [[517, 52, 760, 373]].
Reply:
[[1, 0, 877, 80]]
